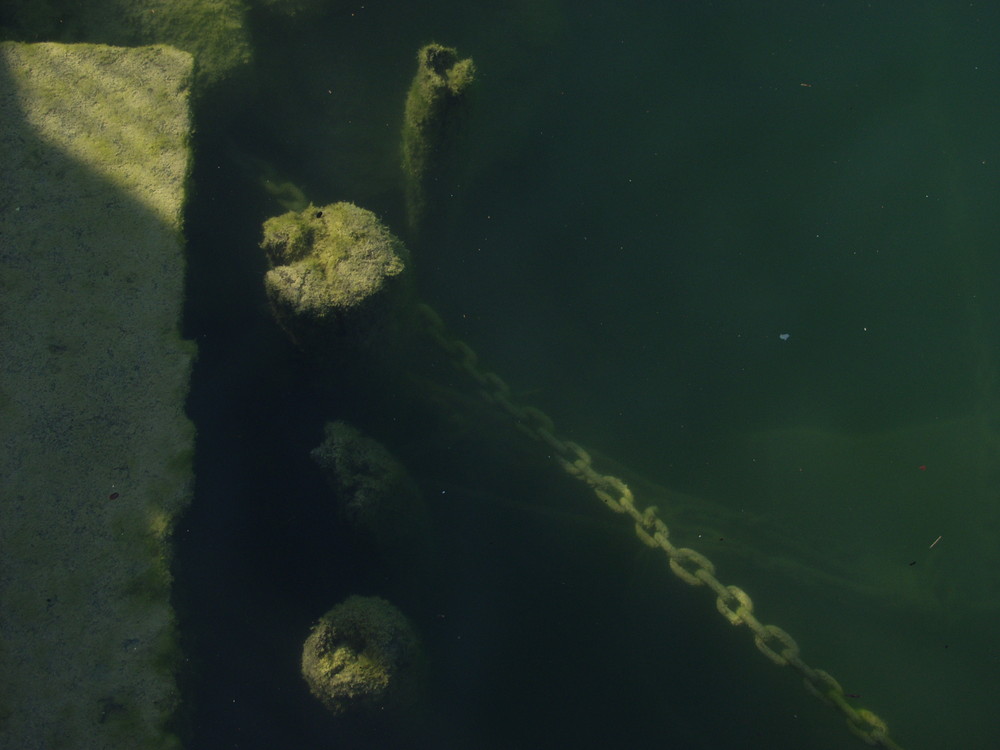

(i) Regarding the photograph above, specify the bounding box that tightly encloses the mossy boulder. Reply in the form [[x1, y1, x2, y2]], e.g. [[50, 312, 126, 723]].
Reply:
[[261, 202, 412, 351], [301, 596, 424, 717]]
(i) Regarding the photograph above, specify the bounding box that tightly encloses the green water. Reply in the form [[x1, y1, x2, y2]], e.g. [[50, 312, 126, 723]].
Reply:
[[178, 2, 1000, 748]]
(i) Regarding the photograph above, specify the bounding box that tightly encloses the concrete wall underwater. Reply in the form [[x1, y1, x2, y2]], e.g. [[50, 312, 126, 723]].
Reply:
[[0, 42, 196, 749]]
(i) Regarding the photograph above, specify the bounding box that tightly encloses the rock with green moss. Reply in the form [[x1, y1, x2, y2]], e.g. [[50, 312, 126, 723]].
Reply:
[[301, 595, 424, 717], [401, 43, 476, 234], [0, 0, 251, 100], [261, 202, 412, 351], [250, 0, 329, 17]]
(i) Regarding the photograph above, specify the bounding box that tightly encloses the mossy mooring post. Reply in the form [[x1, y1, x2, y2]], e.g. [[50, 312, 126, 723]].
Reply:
[[401, 43, 476, 236], [261, 201, 412, 354]]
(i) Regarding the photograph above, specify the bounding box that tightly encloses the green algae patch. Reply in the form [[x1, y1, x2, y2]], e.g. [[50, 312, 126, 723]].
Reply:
[[262, 202, 413, 352]]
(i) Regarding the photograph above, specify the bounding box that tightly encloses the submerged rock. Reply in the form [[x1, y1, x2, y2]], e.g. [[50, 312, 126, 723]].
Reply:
[[261, 201, 412, 352], [301, 595, 423, 717]]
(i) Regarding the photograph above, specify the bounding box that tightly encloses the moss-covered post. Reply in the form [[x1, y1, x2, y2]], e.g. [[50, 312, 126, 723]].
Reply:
[[401, 43, 476, 236], [301, 595, 425, 718], [0, 41, 196, 750], [261, 201, 413, 355]]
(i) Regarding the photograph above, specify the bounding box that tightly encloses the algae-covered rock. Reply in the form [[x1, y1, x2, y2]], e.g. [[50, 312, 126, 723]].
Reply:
[[250, 0, 329, 17], [0, 41, 195, 750], [261, 202, 411, 350], [401, 43, 476, 234], [301, 595, 423, 717]]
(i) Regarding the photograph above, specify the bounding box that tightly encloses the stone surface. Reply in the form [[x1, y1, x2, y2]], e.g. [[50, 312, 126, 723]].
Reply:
[[401, 43, 476, 234], [311, 420, 430, 550], [0, 42, 195, 749]]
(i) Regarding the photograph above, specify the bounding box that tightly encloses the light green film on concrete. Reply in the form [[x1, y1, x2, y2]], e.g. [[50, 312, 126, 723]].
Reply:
[[0, 42, 195, 749]]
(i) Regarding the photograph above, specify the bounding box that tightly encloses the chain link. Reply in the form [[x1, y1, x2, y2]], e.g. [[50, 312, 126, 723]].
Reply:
[[414, 303, 906, 750]]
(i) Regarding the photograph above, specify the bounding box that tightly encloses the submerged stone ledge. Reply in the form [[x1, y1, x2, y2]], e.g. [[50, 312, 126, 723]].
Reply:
[[0, 42, 196, 749]]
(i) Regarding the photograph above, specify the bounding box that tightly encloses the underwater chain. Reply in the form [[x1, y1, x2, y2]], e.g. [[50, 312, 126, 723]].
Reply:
[[416, 303, 905, 750]]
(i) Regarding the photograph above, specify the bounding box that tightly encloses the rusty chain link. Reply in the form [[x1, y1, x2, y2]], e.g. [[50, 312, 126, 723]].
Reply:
[[415, 303, 906, 750]]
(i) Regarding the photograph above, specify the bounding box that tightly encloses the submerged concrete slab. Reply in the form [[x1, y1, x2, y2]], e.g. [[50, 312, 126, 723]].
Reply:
[[0, 42, 195, 749]]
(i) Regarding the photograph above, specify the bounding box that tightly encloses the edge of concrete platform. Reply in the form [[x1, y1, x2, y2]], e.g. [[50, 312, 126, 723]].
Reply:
[[0, 42, 197, 749]]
